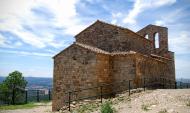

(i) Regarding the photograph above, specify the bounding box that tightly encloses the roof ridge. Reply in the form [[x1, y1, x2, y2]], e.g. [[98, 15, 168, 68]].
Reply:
[[96, 20, 152, 42]]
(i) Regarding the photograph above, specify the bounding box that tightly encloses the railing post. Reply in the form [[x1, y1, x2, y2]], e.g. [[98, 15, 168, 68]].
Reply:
[[49, 89, 51, 100], [37, 90, 39, 102], [180, 82, 182, 89], [144, 78, 146, 91], [160, 77, 162, 89], [100, 86, 103, 103], [25, 90, 28, 104], [175, 82, 177, 89], [163, 78, 165, 89], [128, 80, 131, 96], [68, 92, 71, 111], [187, 83, 188, 88]]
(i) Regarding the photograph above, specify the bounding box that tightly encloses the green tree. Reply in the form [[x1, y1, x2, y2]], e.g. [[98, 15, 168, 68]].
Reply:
[[0, 83, 12, 104], [0, 71, 27, 104]]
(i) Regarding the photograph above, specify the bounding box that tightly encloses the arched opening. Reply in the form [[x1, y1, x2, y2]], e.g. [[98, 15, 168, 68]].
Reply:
[[144, 34, 149, 39], [154, 33, 159, 48]]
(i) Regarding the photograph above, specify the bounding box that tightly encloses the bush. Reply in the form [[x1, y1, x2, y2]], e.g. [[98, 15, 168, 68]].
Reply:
[[101, 101, 114, 113]]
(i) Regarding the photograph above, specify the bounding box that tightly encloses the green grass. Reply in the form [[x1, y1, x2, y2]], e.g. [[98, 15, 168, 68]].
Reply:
[[0, 102, 38, 110], [141, 104, 150, 111], [100, 101, 115, 113]]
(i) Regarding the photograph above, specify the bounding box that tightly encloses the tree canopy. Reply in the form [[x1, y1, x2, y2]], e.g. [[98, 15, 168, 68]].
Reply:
[[3, 71, 27, 90], [0, 71, 27, 104]]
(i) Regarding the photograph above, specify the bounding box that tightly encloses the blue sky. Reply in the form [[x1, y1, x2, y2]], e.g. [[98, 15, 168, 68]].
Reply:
[[0, 0, 190, 78]]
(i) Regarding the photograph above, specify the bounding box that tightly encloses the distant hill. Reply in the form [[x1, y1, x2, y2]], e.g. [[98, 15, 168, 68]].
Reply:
[[0, 76, 4, 83], [25, 77, 53, 89], [0, 76, 52, 89], [0, 76, 189, 90], [176, 78, 190, 83]]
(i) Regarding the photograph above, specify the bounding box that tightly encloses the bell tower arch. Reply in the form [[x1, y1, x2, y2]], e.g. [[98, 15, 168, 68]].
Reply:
[[137, 24, 168, 54]]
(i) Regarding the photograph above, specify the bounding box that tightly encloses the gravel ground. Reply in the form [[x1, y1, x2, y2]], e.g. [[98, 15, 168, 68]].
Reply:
[[115, 89, 190, 113], [1, 89, 190, 113]]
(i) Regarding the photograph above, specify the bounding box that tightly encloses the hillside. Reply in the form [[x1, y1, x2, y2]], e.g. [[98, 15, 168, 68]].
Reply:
[[0, 76, 52, 89]]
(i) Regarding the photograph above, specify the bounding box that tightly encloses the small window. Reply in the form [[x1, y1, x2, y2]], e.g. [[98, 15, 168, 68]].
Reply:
[[154, 33, 159, 48], [145, 34, 149, 39]]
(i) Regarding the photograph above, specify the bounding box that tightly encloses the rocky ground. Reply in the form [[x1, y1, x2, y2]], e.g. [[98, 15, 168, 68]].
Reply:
[[114, 89, 190, 113], [1, 89, 190, 113]]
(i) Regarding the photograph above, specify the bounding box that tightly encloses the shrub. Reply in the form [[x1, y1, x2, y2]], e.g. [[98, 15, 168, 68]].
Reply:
[[101, 101, 114, 113], [141, 104, 149, 111], [186, 100, 190, 107]]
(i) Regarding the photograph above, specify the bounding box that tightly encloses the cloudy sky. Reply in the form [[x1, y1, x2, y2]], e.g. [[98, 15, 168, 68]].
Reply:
[[0, 0, 190, 78]]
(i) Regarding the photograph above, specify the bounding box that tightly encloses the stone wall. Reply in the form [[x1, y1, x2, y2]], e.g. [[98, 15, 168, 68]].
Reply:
[[52, 44, 99, 111], [150, 54, 175, 81], [135, 53, 175, 88], [76, 21, 153, 55], [112, 54, 136, 91], [96, 54, 113, 95]]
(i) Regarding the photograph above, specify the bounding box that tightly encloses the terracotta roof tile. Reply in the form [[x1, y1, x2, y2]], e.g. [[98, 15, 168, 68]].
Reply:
[[75, 42, 136, 55], [75, 42, 110, 55]]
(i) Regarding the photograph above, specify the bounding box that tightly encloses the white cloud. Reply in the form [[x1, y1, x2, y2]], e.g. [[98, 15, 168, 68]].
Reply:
[[0, 34, 5, 46], [0, 34, 22, 48], [155, 8, 184, 26], [0, 0, 87, 49], [0, 49, 53, 57], [123, 0, 176, 24], [34, 0, 87, 35], [111, 12, 123, 24], [169, 31, 190, 54], [153, 8, 190, 55]]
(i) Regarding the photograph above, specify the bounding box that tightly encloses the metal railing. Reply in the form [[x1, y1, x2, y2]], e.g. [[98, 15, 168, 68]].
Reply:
[[63, 77, 189, 111], [0, 89, 52, 105]]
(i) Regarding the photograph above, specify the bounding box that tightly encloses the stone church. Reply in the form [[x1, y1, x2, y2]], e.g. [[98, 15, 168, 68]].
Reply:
[[52, 20, 175, 111]]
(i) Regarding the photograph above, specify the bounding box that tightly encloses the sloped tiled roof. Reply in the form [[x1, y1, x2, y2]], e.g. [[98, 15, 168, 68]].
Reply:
[[151, 54, 173, 61], [75, 42, 136, 56], [53, 42, 168, 63], [75, 42, 110, 55]]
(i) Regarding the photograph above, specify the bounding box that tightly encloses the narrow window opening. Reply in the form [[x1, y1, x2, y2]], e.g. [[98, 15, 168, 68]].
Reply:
[[154, 33, 159, 48], [145, 34, 149, 39]]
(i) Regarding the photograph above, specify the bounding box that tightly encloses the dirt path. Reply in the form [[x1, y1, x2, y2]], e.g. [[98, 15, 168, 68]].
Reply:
[[0, 103, 52, 113], [1, 89, 190, 113]]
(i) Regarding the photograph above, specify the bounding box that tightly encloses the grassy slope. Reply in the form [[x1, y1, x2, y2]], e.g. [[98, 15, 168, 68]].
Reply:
[[0, 103, 38, 110], [0, 101, 51, 110]]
